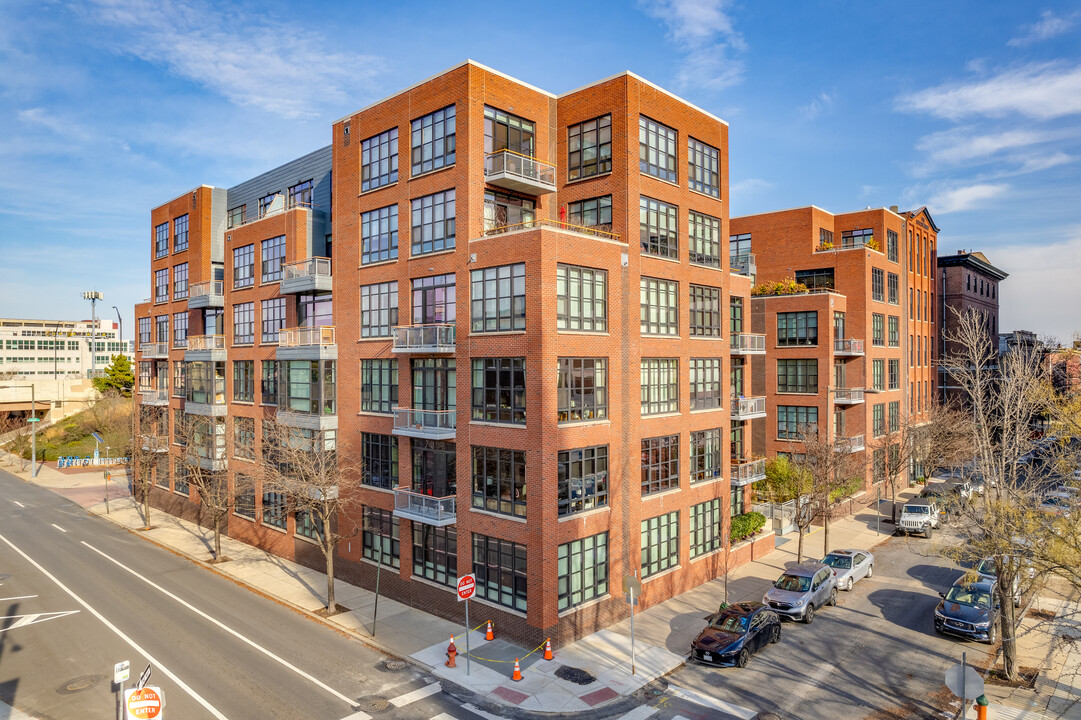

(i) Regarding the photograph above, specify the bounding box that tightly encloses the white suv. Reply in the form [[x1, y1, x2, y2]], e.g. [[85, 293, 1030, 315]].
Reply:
[[897, 499, 940, 538]]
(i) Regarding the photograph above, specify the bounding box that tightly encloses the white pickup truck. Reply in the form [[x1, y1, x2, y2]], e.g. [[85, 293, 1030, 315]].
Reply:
[[897, 499, 941, 538]]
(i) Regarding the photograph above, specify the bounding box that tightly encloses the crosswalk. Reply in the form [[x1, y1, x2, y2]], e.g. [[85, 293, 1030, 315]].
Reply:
[[338, 680, 481, 720]]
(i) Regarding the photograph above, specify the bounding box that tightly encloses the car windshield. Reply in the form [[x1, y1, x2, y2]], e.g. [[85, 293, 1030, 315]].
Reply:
[[975, 559, 996, 576], [1043, 497, 1068, 507], [904, 505, 930, 514], [775, 574, 811, 592], [822, 555, 853, 569], [945, 586, 993, 609], [710, 612, 750, 633]]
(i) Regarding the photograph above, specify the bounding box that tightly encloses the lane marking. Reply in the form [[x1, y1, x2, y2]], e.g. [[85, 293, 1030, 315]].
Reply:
[[51, 524, 67, 533], [0, 532, 228, 720], [339, 712, 373, 720], [668, 684, 757, 719], [431, 714, 460, 720], [389, 682, 441, 707], [0, 595, 38, 602], [461, 704, 505, 720], [1, 610, 80, 633], [81, 541, 358, 707], [616, 706, 658, 720], [12, 501, 24, 508]]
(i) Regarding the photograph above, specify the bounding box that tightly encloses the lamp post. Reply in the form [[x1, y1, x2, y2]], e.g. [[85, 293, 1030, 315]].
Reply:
[[0, 384, 38, 478], [83, 291, 104, 377], [112, 306, 123, 354]]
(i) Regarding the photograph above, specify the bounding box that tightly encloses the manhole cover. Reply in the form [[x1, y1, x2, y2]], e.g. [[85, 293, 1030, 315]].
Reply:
[[383, 660, 407, 671], [554, 666, 596, 685], [357, 697, 389, 712], [57, 675, 105, 694]]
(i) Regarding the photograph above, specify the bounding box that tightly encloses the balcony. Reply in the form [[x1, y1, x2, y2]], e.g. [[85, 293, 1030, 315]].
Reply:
[[281, 258, 332, 295], [484, 150, 557, 195], [392, 324, 456, 354], [140, 342, 169, 359], [139, 434, 169, 453], [731, 252, 757, 277], [833, 387, 865, 405], [185, 335, 226, 362], [731, 395, 767, 421], [277, 326, 337, 361], [482, 217, 621, 242], [730, 333, 766, 355], [139, 388, 169, 406], [834, 338, 865, 356], [188, 280, 224, 309], [393, 487, 457, 527], [392, 408, 456, 441], [835, 434, 865, 452], [731, 458, 767, 487]]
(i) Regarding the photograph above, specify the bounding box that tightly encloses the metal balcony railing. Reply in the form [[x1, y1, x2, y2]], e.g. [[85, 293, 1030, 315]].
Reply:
[[731, 252, 757, 276], [394, 487, 457, 527], [730, 333, 767, 354], [189, 280, 224, 301], [481, 217, 621, 242], [392, 408, 456, 440], [392, 324, 456, 353], [278, 326, 335, 347], [833, 387, 865, 404], [283, 257, 332, 281], [732, 458, 767, 486], [834, 338, 865, 356], [835, 434, 865, 452], [484, 149, 556, 194], [140, 342, 169, 358], [139, 388, 169, 404], [731, 395, 767, 419], [139, 434, 169, 452], [187, 335, 226, 351]]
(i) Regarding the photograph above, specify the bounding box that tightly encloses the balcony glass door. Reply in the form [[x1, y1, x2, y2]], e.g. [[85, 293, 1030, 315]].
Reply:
[[412, 359, 456, 412], [484, 107, 535, 156], [483, 191, 534, 232], [412, 439, 456, 497], [204, 308, 223, 335], [834, 311, 846, 340], [731, 358, 745, 397], [412, 274, 456, 325]]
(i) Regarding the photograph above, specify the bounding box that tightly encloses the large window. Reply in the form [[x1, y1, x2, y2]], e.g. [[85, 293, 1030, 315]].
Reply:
[[361, 205, 398, 265], [888, 315, 900, 347], [690, 212, 721, 268], [842, 227, 874, 249], [234, 416, 255, 459], [640, 277, 678, 335], [778, 405, 818, 439], [778, 359, 818, 393], [557, 358, 607, 423], [639, 116, 678, 182], [412, 273, 456, 325], [233, 360, 254, 402], [173, 361, 185, 395], [139, 317, 152, 344], [233, 244, 254, 289], [872, 313, 885, 346], [641, 512, 679, 578], [558, 533, 609, 612], [262, 491, 286, 529], [155, 222, 169, 258], [690, 499, 722, 558], [641, 434, 679, 495], [731, 297, 744, 333], [888, 273, 899, 305], [473, 534, 527, 612], [471, 358, 525, 424], [361, 433, 398, 489], [260, 236, 285, 282], [279, 360, 336, 415], [873, 359, 885, 391], [361, 359, 398, 414], [411, 190, 455, 256], [232, 303, 254, 345], [889, 358, 900, 390], [362, 506, 400, 568], [227, 205, 245, 228], [296, 508, 324, 542], [154, 268, 168, 302], [413, 525, 457, 588], [777, 311, 818, 346], [470, 263, 525, 332], [173, 263, 188, 300], [567, 115, 612, 180], [568, 196, 612, 231], [557, 264, 607, 332], [287, 179, 312, 208], [261, 359, 277, 404], [690, 358, 723, 410], [360, 281, 398, 337], [361, 127, 398, 192], [471, 446, 526, 518], [172, 312, 188, 348], [689, 284, 721, 337], [889, 401, 900, 433], [873, 403, 885, 437], [887, 229, 898, 262], [872, 268, 885, 302], [484, 106, 534, 156], [411, 105, 456, 175], [558, 446, 608, 517], [641, 358, 678, 415], [690, 428, 722, 483], [483, 190, 534, 232], [640, 197, 679, 259], [261, 298, 286, 343], [688, 138, 720, 197], [155, 315, 169, 343], [172, 214, 188, 252]]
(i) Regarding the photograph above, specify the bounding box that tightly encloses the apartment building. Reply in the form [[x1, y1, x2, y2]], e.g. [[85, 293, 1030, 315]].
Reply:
[[0, 317, 131, 378], [134, 61, 770, 647]]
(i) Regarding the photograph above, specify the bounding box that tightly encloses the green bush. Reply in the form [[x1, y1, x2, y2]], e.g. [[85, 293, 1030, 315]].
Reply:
[[828, 477, 864, 503], [730, 511, 767, 543]]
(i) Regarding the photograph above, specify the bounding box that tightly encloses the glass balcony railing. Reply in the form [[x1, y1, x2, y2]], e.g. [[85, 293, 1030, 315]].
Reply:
[[188, 280, 224, 304], [833, 387, 865, 404], [187, 335, 226, 351], [731, 395, 767, 420], [139, 342, 169, 358], [392, 324, 455, 353], [278, 326, 335, 347], [394, 486, 457, 527], [730, 333, 766, 354], [732, 458, 767, 486], [484, 149, 556, 194], [834, 338, 865, 356], [139, 388, 169, 405], [835, 434, 865, 452], [731, 252, 757, 277], [284, 257, 331, 281], [392, 408, 456, 440], [139, 434, 169, 452]]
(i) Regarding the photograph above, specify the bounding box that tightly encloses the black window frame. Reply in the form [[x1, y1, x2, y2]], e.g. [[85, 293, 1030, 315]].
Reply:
[[872, 313, 885, 346], [690, 428, 722, 483], [261, 297, 286, 344], [557, 264, 607, 332], [639, 116, 678, 182], [558, 532, 609, 612], [155, 222, 169, 258], [641, 358, 679, 415], [362, 205, 398, 265], [778, 358, 819, 394], [360, 359, 398, 414], [473, 534, 527, 612], [641, 434, 679, 495], [361, 127, 398, 193], [690, 212, 721, 268], [640, 277, 678, 336], [360, 281, 399, 338], [471, 445, 527, 518], [689, 284, 721, 337], [471, 358, 525, 424], [690, 357, 723, 410], [411, 189, 456, 256], [558, 445, 608, 517], [173, 262, 188, 300], [640, 196, 679, 259], [411, 104, 456, 176], [557, 357, 608, 423], [687, 137, 720, 197], [234, 416, 255, 459], [232, 302, 254, 345], [260, 359, 277, 404], [470, 263, 525, 333], [361, 432, 398, 490], [233, 244, 254, 289], [362, 506, 400, 568], [777, 405, 818, 439], [888, 272, 899, 305], [872, 268, 885, 302], [567, 195, 612, 231], [261, 235, 286, 282], [641, 511, 679, 578], [689, 498, 722, 558], [413, 524, 457, 587], [777, 311, 818, 346], [567, 114, 612, 181], [233, 359, 254, 402]]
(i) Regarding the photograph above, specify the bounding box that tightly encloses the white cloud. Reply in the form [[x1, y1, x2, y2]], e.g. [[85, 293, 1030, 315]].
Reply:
[[798, 91, 834, 121], [896, 62, 1081, 121], [731, 177, 770, 195], [926, 183, 1009, 213], [913, 126, 1062, 170], [992, 227, 1081, 341], [640, 0, 746, 91], [1008, 10, 1081, 47], [1017, 152, 1073, 173]]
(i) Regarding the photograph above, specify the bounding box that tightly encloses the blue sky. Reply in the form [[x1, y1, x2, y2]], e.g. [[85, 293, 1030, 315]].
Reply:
[[1, 0, 1078, 342]]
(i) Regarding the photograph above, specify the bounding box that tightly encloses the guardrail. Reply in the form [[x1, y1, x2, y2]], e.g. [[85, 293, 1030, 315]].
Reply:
[[393, 408, 456, 437], [484, 149, 556, 189], [284, 257, 332, 280], [139, 342, 169, 358], [278, 326, 335, 347], [481, 217, 621, 242], [394, 486, 457, 526], [392, 324, 455, 352], [731, 333, 766, 353], [833, 387, 865, 403], [187, 335, 225, 351], [139, 388, 169, 404], [733, 458, 767, 485], [834, 338, 865, 355], [732, 396, 766, 418], [189, 280, 224, 300]]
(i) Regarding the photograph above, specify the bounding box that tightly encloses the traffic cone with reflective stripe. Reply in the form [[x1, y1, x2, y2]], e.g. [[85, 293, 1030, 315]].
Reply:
[[543, 638, 554, 661], [485, 620, 494, 641], [512, 658, 522, 681]]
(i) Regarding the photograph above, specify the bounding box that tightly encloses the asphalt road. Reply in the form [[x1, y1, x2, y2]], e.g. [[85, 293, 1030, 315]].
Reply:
[[0, 468, 492, 720]]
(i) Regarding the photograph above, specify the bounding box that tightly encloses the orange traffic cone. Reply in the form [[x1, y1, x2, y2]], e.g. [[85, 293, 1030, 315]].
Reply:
[[445, 637, 457, 668], [485, 620, 495, 641], [543, 638, 554, 661], [512, 658, 522, 681]]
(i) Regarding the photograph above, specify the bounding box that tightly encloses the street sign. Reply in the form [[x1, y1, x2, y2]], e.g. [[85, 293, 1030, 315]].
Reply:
[[135, 663, 152, 691], [124, 686, 163, 719], [457, 574, 476, 602], [622, 574, 642, 597], [114, 660, 130, 684], [27, 418, 40, 423], [945, 662, 984, 699]]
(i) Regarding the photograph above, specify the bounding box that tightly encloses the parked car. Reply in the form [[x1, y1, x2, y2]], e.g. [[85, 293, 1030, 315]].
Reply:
[[934, 578, 1000, 644], [897, 499, 941, 538], [821, 549, 874, 591], [689, 602, 782, 668], [763, 562, 838, 623], [920, 483, 963, 513], [974, 557, 1028, 607], [945, 479, 974, 503], [1039, 491, 1073, 518]]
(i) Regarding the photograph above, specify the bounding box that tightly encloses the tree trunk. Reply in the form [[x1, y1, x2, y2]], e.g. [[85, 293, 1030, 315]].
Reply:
[[890, 476, 898, 523], [325, 541, 335, 610], [213, 514, 221, 560], [142, 478, 151, 529], [823, 511, 830, 558], [999, 574, 1018, 680], [797, 526, 805, 563]]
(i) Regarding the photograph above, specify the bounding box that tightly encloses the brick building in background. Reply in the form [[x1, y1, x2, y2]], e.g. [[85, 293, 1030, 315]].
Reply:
[[134, 60, 778, 648]]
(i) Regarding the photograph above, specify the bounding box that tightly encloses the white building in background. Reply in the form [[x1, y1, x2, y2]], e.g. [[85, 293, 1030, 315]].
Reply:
[[0, 317, 133, 379]]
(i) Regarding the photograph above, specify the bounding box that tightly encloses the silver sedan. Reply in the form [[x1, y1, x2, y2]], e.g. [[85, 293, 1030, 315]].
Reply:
[[821, 549, 874, 591]]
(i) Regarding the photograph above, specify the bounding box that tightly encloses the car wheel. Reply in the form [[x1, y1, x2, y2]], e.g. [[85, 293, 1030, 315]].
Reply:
[[736, 648, 750, 668], [770, 624, 781, 644], [866, 564, 873, 578], [845, 577, 854, 591], [803, 604, 815, 624], [987, 622, 997, 645], [828, 588, 838, 606], [925, 525, 933, 539]]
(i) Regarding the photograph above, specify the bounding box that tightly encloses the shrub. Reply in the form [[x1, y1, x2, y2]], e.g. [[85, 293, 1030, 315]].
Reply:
[[731, 511, 767, 543], [751, 276, 809, 297]]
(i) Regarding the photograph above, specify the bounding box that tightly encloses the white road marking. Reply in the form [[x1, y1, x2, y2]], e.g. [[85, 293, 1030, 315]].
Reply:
[[81, 540, 357, 707], [389, 681, 441, 707], [11, 501, 24, 508], [51, 524, 67, 533], [779, 662, 837, 714], [0, 532, 228, 720], [339, 711, 372, 720], [0, 595, 38, 602], [668, 683, 757, 719], [461, 704, 505, 720], [431, 714, 460, 720], [616, 706, 658, 720], [1, 610, 80, 633]]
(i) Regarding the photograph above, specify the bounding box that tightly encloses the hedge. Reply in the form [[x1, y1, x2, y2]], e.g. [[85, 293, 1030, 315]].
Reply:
[[730, 511, 767, 543]]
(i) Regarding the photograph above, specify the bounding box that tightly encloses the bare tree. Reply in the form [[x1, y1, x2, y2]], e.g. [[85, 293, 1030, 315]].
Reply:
[[130, 403, 164, 529], [83, 390, 133, 457], [789, 423, 865, 559]]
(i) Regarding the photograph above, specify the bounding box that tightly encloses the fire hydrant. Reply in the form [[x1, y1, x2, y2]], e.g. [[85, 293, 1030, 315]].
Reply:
[[974, 694, 988, 720], [445, 637, 457, 668]]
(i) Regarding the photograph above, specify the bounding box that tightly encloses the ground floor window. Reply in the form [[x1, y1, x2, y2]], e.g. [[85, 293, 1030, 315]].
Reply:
[[412, 524, 457, 588], [473, 534, 527, 612], [558, 532, 608, 611], [263, 491, 287, 529], [731, 485, 746, 517], [641, 511, 679, 578], [689, 499, 722, 558], [234, 478, 255, 519], [362, 506, 400, 568], [296, 509, 324, 541]]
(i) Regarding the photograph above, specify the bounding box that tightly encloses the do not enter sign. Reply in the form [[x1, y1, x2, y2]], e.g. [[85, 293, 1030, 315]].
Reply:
[[457, 574, 476, 602], [125, 686, 163, 720]]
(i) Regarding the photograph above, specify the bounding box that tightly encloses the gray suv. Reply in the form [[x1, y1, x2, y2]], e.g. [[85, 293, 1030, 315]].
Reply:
[[763, 562, 838, 623]]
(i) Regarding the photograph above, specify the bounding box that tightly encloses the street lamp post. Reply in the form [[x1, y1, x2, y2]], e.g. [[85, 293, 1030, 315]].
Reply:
[[0, 384, 38, 478], [112, 306, 123, 354], [83, 291, 104, 377]]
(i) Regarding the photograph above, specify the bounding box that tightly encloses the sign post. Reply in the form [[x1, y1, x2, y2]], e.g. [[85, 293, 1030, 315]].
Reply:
[[945, 652, 985, 708], [114, 660, 130, 714], [622, 574, 642, 675], [135, 663, 152, 692], [457, 574, 476, 676]]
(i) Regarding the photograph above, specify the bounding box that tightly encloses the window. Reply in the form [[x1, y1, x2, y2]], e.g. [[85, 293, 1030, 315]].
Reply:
[[778, 359, 818, 393], [233, 244, 254, 289], [362, 506, 399, 568], [470, 263, 525, 332], [154, 268, 168, 302], [558, 446, 608, 516], [557, 264, 607, 332], [228, 205, 246, 228], [820, 228, 834, 247], [260, 236, 285, 282], [689, 284, 721, 337], [234, 479, 255, 519], [361, 359, 398, 414], [411, 273, 456, 325], [155, 316, 169, 343], [361, 128, 398, 192], [287, 179, 312, 208], [796, 267, 835, 291], [232, 360, 254, 403], [173, 361, 185, 396], [483, 190, 534, 232], [888, 315, 899, 347], [279, 360, 336, 415], [234, 416, 255, 459], [360, 281, 398, 337], [232, 303, 254, 345], [262, 491, 286, 529], [690, 358, 723, 410], [473, 534, 527, 612], [873, 404, 885, 437], [889, 359, 900, 390], [411, 438, 456, 497], [640, 196, 678, 258], [173, 263, 188, 299], [558, 533, 609, 612], [567, 115, 612, 180], [411, 104, 456, 175], [172, 312, 187, 348], [641, 511, 679, 578], [777, 311, 818, 346], [173, 460, 189, 495], [641, 434, 679, 495], [842, 228, 874, 248], [640, 277, 678, 335], [888, 273, 899, 304], [361, 433, 398, 490], [411, 190, 455, 255], [471, 358, 525, 424], [258, 193, 279, 218], [873, 359, 885, 391], [568, 196, 613, 231], [139, 317, 152, 344], [872, 313, 884, 346], [889, 401, 900, 433], [261, 298, 286, 343], [690, 212, 721, 267], [297, 292, 332, 329], [471, 446, 526, 518], [639, 116, 677, 182], [155, 222, 169, 258], [688, 137, 720, 197], [557, 357, 607, 423], [731, 299, 745, 336], [690, 499, 722, 558], [887, 230, 898, 262], [778, 406, 818, 439], [295, 508, 324, 541], [484, 106, 534, 155], [872, 268, 884, 302], [261, 359, 277, 404], [641, 358, 678, 415], [413, 525, 457, 588], [690, 428, 722, 483]]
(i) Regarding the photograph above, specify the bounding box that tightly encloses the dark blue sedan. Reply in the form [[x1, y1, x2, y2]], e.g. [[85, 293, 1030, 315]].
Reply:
[[690, 601, 781, 668]]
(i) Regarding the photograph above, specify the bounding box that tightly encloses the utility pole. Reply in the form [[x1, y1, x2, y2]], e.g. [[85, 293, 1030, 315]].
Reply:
[[112, 306, 123, 355], [83, 291, 104, 377]]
